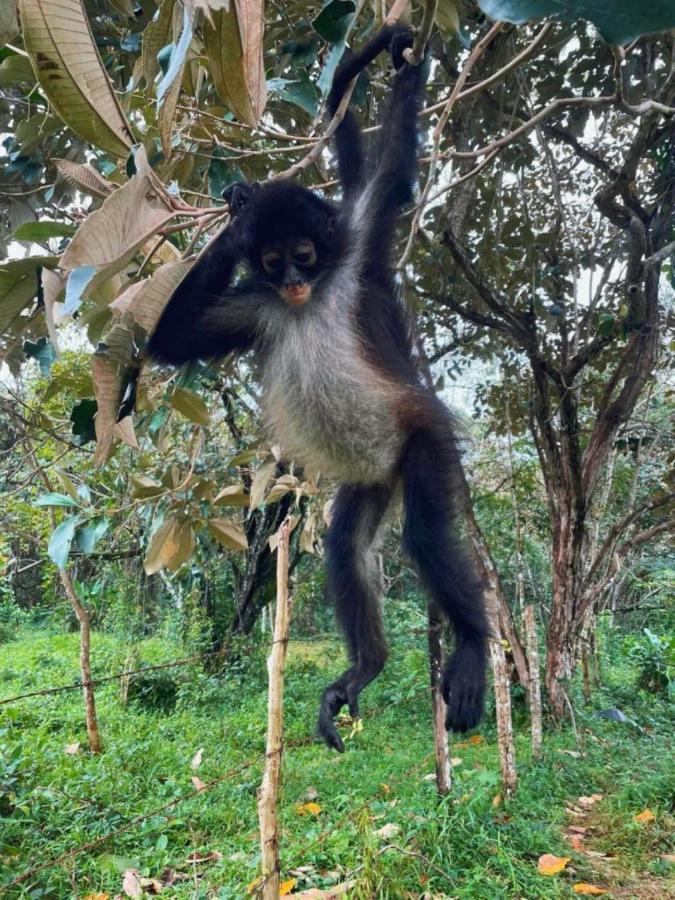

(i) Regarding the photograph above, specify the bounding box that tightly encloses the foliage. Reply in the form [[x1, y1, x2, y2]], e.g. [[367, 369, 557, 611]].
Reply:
[[626, 628, 674, 695], [0, 625, 673, 896]]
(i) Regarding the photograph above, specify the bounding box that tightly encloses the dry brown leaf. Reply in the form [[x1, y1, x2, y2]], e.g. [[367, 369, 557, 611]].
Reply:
[[91, 321, 136, 464], [208, 518, 248, 552], [19, 0, 133, 156], [110, 261, 191, 335], [634, 808, 656, 823], [450, 757, 463, 766], [573, 885, 608, 895], [171, 387, 210, 426], [82, 894, 109, 900], [42, 267, 64, 353], [204, 0, 266, 125], [140, 877, 163, 895], [213, 483, 250, 507], [53, 159, 115, 198], [64, 742, 80, 755], [190, 747, 204, 770], [61, 147, 176, 273], [144, 518, 181, 575], [492, 793, 503, 808], [114, 416, 139, 450], [279, 880, 297, 897], [577, 794, 603, 808], [250, 458, 277, 509], [122, 868, 142, 898], [537, 854, 570, 876], [191, 776, 207, 792]]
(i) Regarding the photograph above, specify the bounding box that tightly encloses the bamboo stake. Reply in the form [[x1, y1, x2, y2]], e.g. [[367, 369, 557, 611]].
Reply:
[[257, 519, 292, 899], [428, 601, 452, 795], [523, 604, 543, 759]]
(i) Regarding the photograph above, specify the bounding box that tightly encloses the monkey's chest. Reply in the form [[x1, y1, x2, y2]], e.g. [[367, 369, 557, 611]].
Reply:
[[260, 317, 402, 484]]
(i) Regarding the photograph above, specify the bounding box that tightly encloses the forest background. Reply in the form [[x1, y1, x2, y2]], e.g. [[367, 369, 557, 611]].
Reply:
[[0, 0, 673, 897]]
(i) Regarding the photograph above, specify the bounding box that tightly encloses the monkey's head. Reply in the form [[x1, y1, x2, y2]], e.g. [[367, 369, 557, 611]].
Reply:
[[223, 180, 345, 307]]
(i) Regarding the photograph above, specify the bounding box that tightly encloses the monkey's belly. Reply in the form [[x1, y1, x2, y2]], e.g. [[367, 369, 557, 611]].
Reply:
[[261, 363, 402, 484]]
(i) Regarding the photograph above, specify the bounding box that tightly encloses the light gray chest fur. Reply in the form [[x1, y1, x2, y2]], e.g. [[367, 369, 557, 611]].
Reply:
[[258, 271, 402, 485]]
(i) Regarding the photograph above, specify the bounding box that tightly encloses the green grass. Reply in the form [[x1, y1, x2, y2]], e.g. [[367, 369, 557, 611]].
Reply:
[[0, 629, 673, 898]]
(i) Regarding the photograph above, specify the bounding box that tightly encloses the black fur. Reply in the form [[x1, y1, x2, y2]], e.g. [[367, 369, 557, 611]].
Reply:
[[148, 25, 488, 750]]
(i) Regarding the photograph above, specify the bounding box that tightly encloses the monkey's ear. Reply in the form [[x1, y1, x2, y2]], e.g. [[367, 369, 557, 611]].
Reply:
[[222, 181, 259, 216]]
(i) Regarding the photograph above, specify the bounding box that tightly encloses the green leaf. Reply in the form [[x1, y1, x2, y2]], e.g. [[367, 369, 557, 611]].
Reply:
[[75, 517, 109, 554], [268, 74, 319, 116], [171, 387, 210, 426], [35, 492, 80, 508], [312, 0, 356, 43], [48, 515, 83, 569], [14, 220, 76, 241], [477, 0, 675, 45]]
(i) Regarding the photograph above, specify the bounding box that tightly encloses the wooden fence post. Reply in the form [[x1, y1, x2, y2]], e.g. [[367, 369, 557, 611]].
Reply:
[[257, 519, 292, 898]]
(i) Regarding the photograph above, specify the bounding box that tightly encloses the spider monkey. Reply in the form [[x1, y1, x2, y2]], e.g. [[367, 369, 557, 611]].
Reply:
[[148, 24, 488, 751]]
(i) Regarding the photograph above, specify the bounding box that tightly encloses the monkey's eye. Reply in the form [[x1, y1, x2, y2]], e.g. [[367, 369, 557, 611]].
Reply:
[[261, 251, 283, 274], [293, 240, 317, 268]]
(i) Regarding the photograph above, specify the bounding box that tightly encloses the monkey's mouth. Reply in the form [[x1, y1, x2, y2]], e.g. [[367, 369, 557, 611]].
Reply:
[[281, 283, 311, 306]]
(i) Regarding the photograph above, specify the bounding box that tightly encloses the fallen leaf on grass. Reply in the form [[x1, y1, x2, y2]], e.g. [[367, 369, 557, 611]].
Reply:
[[573, 884, 608, 895], [82, 894, 109, 900], [190, 747, 204, 770], [295, 802, 321, 816], [140, 877, 163, 894], [634, 808, 655, 824], [191, 776, 207, 792], [280, 879, 297, 896], [450, 757, 463, 766], [577, 794, 603, 808], [559, 749, 583, 758], [64, 742, 81, 755], [492, 793, 503, 808], [661, 854, 675, 865], [292, 884, 351, 898], [303, 786, 319, 801], [568, 835, 585, 851], [537, 854, 570, 876], [122, 869, 142, 898]]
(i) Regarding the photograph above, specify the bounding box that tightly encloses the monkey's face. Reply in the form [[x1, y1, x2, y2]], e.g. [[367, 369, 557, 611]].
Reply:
[[259, 238, 319, 307]]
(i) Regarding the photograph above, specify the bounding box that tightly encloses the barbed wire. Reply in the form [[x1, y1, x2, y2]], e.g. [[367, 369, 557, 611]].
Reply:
[[0, 634, 340, 707], [4, 760, 256, 889]]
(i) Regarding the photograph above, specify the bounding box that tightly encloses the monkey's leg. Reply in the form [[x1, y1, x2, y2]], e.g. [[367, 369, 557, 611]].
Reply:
[[401, 426, 489, 732], [318, 483, 391, 752]]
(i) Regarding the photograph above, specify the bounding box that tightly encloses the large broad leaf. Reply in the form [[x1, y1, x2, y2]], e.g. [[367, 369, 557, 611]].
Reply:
[[312, 0, 356, 43], [0, 256, 58, 334], [141, 0, 176, 87], [144, 517, 194, 573], [477, 0, 675, 44], [171, 387, 210, 426], [75, 517, 109, 554], [35, 492, 80, 508], [14, 220, 76, 241], [53, 159, 116, 199], [110, 260, 192, 334], [0, 1, 18, 48], [48, 514, 84, 569], [18, 0, 134, 156], [208, 518, 249, 552], [60, 147, 177, 274], [204, 0, 266, 126], [91, 322, 137, 464]]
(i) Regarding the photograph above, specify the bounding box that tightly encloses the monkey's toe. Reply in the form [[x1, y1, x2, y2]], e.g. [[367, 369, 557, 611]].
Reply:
[[317, 686, 348, 752], [442, 644, 487, 733]]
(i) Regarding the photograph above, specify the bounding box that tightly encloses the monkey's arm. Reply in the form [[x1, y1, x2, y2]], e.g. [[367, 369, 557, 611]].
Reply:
[[360, 49, 427, 269], [327, 23, 409, 201], [148, 228, 260, 365]]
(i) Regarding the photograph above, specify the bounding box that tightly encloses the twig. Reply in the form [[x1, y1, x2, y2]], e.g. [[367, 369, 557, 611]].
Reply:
[[398, 21, 504, 269]]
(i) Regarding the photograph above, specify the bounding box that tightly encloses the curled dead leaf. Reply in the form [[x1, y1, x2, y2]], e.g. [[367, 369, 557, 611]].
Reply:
[[573, 884, 608, 895], [537, 854, 570, 876], [191, 776, 207, 792]]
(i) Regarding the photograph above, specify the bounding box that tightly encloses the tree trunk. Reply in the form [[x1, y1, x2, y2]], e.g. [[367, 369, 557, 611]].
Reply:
[[523, 604, 542, 759], [428, 601, 451, 795], [61, 568, 102, 753]]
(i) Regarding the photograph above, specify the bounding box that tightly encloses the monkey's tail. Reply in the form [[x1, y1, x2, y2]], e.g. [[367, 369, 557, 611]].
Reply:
[[401, 413, 489, 732]]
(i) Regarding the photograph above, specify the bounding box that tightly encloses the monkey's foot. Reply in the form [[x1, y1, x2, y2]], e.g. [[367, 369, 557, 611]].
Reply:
[[317, 684, 356, 752], [442, 643, 487, 733]]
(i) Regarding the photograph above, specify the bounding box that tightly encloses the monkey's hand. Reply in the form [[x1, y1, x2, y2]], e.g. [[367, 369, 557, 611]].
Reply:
[[389, 24, 414, 70]]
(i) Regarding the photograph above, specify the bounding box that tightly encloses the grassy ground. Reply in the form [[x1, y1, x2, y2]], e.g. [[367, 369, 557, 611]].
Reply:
[[0, 629, 673, 899]]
